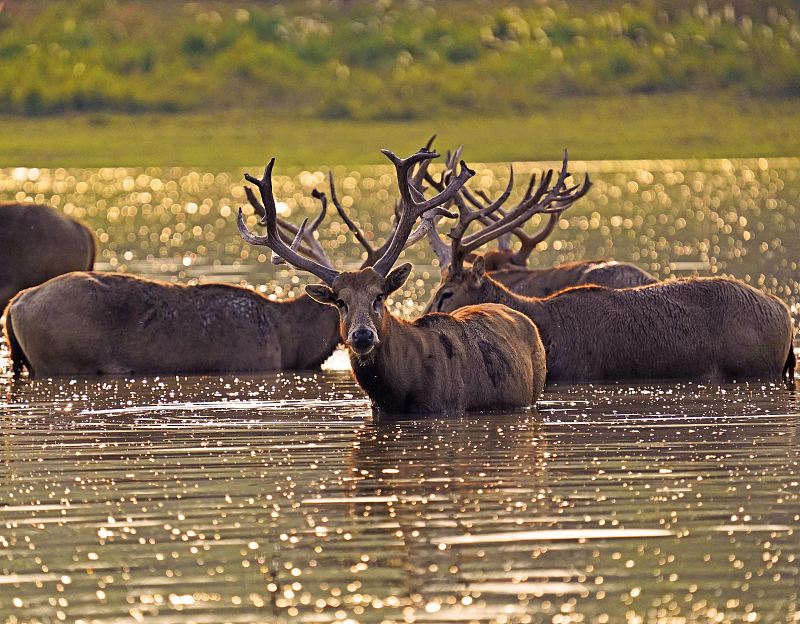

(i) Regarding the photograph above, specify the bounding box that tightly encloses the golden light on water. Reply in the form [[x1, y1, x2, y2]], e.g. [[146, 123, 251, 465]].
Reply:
[[2, 159, 799, 623]]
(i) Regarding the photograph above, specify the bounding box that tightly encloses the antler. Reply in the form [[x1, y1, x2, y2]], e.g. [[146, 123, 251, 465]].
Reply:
[[444, 151, 592, 274], [238, 149, 475, 284], [329, 169, 448, 268], [327, 171, 394, 268], [471, 171, 560, 267], [238, 159, 340, 286], [263, 188, 335, 269], [483, 210, 559, 267], [372, 147, 474, 276]]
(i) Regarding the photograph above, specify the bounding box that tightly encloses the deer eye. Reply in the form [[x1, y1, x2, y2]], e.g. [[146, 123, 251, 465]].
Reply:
[[335, 299, 347, 312], [373, 293, 385, 312]]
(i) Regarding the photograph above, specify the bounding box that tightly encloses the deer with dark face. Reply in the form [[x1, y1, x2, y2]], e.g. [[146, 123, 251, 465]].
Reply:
[[423, 144, 657, 297], [238, 148, 549, 414], [1, 202, 96, 313], [424, 170, 796, 385], [4, 190, 363, 378]]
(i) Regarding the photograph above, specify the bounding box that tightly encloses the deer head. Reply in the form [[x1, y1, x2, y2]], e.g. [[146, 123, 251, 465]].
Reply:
[[238, 148, 474, 356], [305, 264, 412, 355]]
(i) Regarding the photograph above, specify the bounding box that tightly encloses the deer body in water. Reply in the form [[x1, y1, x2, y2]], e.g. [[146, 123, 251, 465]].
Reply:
[[236, 147, 584, 414], [423, 153, 794, 385], [427, 257, 796, 385], [5, 187, 362, 378], [6, 273, 344, 377]]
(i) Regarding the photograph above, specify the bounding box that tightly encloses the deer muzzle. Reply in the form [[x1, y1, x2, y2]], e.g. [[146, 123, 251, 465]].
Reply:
[[348, 327, 379, 355]]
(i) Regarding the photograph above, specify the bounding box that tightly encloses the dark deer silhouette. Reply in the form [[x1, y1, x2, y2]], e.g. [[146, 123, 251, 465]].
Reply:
[[1, 202, 96, 313], [238, 147, 551, 414]]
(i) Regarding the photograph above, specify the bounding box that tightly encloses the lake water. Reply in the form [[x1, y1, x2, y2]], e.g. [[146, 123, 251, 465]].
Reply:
[[1, 158, 799, 623]]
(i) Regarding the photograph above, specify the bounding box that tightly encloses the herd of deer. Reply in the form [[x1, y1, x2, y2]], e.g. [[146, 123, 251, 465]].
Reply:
[[1, 143, 796, 413]]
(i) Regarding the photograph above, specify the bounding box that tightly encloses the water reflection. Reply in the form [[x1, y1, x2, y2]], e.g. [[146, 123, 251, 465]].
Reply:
[[1, 375, 798, 623]]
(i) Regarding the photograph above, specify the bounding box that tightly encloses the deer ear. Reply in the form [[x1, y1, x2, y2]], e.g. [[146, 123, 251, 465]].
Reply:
[[305, 284, 336, 305], [471, 255, 486, 284], [385, 263, 412, 295]]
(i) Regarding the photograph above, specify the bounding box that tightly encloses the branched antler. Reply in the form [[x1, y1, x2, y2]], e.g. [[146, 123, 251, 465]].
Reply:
[[257, 187, 335, 269], [237, 148, 476, 285], [439, 151, 591, 274], [238, 159, 340, 285], [327, 139, 455, 269]]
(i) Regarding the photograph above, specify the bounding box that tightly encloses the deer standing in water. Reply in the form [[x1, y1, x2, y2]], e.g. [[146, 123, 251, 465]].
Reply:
[[238, 147, 553, 414], [6, 179, 418, 378], [1, 202, 96, 313], [424, 161, 796, 385], [423, 143, 657, 297]]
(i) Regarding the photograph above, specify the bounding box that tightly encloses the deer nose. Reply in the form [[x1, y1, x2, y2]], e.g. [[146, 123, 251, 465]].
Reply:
[[350, 328, 376, 353]]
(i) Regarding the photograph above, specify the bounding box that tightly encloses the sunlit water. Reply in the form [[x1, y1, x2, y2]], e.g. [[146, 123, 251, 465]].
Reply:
[[1, 376, 797, 624], [1, 158, 799, 623]]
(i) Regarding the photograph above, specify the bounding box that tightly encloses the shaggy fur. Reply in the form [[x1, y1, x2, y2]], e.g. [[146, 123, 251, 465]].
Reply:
[[427, 257, 795, 385], [5, 272, 341, 377]]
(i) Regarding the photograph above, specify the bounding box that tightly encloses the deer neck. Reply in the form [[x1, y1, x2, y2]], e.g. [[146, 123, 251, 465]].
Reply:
[[279, 294, 342, 369], [348, 312, 412, 412]]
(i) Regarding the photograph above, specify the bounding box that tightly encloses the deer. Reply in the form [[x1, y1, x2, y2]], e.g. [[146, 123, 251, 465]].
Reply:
[[1, 202, 96, 314], [237, 147, 549, 414], [4, 182, 408, 378], [424, 160, 796, 386], [422, 142, 657, 297]]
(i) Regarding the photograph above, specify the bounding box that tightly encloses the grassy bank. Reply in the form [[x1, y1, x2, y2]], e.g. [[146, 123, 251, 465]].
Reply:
[[2, 1, 800, 119], [2, 93, 800, 170]]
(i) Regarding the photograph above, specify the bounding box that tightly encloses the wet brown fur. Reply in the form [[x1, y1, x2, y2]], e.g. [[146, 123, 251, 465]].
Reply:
[[5, 272, 341, 377], [1, 203, 95, 312], [426, 258, 795, 385], [306, 265, 547, 414]]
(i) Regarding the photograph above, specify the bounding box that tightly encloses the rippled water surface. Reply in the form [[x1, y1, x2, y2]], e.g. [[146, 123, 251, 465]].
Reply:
[[1, 158, 799, 623], [1, 376, 798, 624]]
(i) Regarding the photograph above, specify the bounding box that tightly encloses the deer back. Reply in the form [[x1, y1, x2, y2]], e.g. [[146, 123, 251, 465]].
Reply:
[[0, 203, 95, 312], [491, 259, 658, 298], [427, 260, 794, 384], [6, 272, 341, 377]]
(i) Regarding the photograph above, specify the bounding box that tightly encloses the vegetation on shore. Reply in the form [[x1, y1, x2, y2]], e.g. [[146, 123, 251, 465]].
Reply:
[[1, 0, 799, 120], [1, 1, 799, 167]]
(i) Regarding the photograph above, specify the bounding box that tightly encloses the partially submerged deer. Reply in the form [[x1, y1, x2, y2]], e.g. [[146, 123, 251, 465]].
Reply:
[[424, 162, 796, 385], [1, 202, 96, 313], [423, 144, 657, 297], [5, 188, 373, 378], [238, 148, 548, 414]]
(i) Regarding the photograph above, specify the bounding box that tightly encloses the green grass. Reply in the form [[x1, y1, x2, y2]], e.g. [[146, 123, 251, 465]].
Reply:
[[2, 93, 800, 170]]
